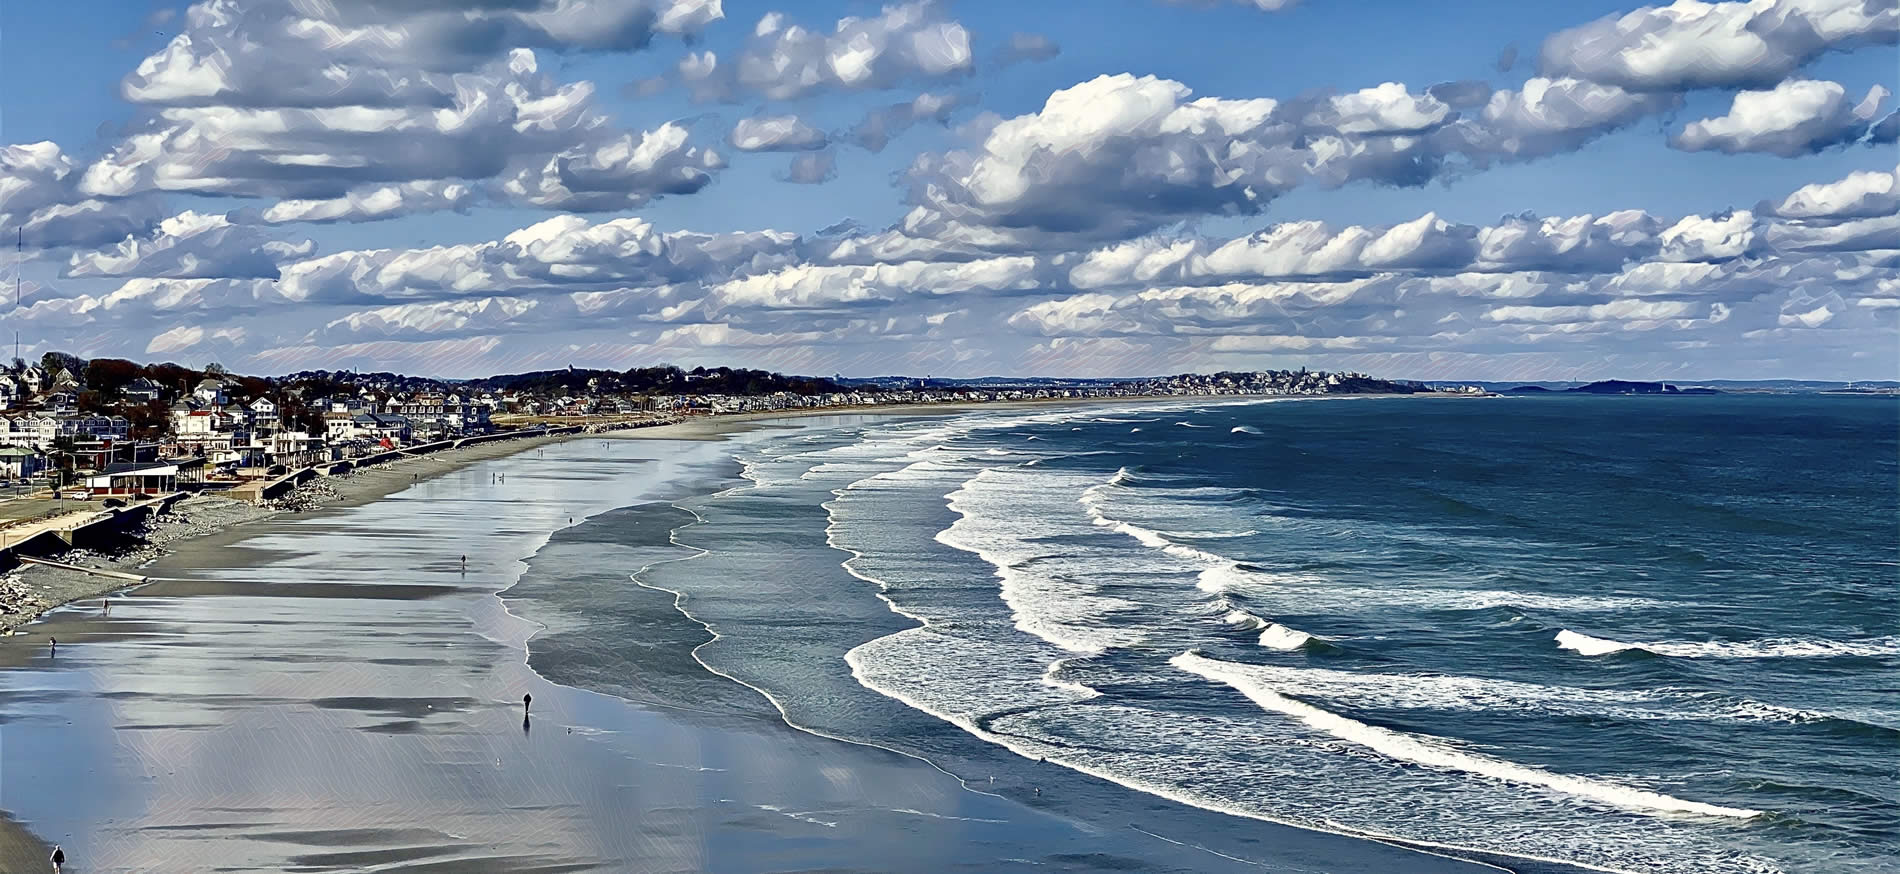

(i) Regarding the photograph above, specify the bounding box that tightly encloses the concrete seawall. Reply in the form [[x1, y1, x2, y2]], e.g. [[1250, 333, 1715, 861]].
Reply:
[[0, 491, 187, 567]]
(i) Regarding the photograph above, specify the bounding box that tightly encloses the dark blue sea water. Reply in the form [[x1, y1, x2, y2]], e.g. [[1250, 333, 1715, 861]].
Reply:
[[521, 395, 1899, 873]]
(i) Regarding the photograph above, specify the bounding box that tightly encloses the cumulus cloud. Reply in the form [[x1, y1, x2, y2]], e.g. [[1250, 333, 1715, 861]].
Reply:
[[901, 74, 1673, 243], [262, 180, 475, 224], [1657, 210, 1758, 261], [85, 0, 733, 223], [729, 115, 829, 152], [678, 2, 974, 103], [86, 48, 726, 213], [1759, 165, 1899, 218], [122, 0, 723, 108], [277, 214, 800, 304], [1539, 0, 1900, 92], [66, 210, 314, 279], [0, 142, 164, 249], [1672, 80, 1894, 156], [494, 119, 727, 211], [13, 277, 291, 329]]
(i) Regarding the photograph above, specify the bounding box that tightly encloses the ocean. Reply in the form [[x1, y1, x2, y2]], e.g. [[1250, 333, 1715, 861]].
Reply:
[[508, 395, 1898, 873]]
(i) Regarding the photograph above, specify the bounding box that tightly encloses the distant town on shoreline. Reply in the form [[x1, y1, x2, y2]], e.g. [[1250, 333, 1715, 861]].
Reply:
[[0, 351, 1890, 500]]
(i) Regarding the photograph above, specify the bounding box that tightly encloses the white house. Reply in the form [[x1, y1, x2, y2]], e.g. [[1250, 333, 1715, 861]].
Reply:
[[191, 378, 227, 406], [171, 408, 247, 454], [0, 413, 131, 450]]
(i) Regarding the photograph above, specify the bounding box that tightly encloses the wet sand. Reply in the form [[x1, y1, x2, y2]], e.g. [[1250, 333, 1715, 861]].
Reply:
[[0, 406, 1519, 873]]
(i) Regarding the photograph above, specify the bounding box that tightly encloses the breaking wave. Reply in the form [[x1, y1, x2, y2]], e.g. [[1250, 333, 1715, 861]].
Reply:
[[1557, 630, 1900, 660], [1172, 652, 1763, 820]]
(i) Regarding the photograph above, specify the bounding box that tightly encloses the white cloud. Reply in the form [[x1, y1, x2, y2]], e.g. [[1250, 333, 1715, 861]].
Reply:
[[1657, 211, 1758, 261], [1539, 0, 1900, 92], [1484, 300, 1697, 323], [902, 74, 1672, 243], [67, 210, 313, 279], [123, 0, 722, 108], [680, 2, 973, 102], [1759, 165, 1898, 218], [86, 48, 725, 214], [1673, 80, 1893, 156], [729, 115, 829, 152], [262, 181, 474, 224], [0, 142, 163, 249]]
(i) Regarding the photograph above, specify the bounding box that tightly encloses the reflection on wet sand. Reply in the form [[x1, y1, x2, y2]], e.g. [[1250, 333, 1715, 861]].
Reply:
[[0, 429, 1490, 873]]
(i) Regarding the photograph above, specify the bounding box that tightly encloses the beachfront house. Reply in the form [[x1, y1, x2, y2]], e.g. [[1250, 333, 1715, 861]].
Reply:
[[268, 431, 327, 467], [353, 413, 412, 446], [248, 397, 280, 436], [171, 408, 248, 456]]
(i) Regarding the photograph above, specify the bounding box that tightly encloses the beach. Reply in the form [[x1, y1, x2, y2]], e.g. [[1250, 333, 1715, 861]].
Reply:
[[0, 403, 1542, 873]]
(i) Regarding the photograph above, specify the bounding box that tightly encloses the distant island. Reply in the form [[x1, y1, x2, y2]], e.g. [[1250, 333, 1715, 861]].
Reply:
[[1505, 380, 1720, 395]]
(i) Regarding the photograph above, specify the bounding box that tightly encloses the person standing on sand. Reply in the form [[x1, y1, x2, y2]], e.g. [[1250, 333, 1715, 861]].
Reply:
[[50, 844, 63, 872], [48, 637, 55, 655], [523, 693, 532, 712]]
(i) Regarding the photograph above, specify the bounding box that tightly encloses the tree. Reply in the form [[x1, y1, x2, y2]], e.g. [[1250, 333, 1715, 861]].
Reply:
[[40, 351, 83, 376], [85, 358, 142, 398]]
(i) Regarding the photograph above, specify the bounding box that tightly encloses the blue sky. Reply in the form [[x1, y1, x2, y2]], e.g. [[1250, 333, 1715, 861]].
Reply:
[[1, 0, 1895, 379]]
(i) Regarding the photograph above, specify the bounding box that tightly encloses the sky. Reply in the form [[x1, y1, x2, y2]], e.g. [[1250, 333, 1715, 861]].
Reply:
[[0, 0, 1895, 381]]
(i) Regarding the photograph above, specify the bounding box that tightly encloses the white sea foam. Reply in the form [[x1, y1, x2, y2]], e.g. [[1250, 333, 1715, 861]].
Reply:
[[1172, 652, 1764, 820], [1158, 528, 1257, 539], [1040, 657, 1103, 699], [1223, 610, 1267, 629], [1258, 623, 1317, 650], [1558, 630, 1900, 660], [1232, 425, 1263, 434], [1211, 658, 1827, 726], [1200, 565, 1669, 612], [941, 467, 1146, 654], [1176, 421, 1210, 428]]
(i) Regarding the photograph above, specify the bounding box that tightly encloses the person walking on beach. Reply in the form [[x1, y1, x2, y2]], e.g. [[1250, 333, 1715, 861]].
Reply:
[[49, 844, 63, 872], [48, 637, 55, 655], [522, 692, 533, 713]]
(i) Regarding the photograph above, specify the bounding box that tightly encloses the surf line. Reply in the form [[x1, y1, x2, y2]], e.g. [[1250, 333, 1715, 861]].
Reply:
[[627, 455, 1020, 804], [1173, 651, 1763, 820]]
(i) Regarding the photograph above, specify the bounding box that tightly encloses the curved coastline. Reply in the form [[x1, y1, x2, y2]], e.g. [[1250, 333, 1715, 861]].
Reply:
[[0, 396, 1642, 873]]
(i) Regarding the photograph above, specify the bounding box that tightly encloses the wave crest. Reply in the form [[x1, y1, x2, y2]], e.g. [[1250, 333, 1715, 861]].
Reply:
[[1172, 652, 1763, 820], [1558, 629, 1900, 660]]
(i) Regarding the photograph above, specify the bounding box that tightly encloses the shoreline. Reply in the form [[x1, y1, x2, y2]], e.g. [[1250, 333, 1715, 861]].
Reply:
[[0, 389, 1365, 632], [0, 391, 1576, 874], [0, 413, 1435, 874]]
